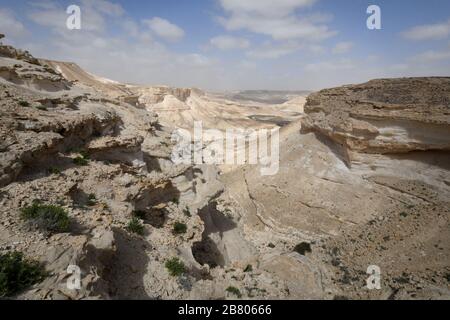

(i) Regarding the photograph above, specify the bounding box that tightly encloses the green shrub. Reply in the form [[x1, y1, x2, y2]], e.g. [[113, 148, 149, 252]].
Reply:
[[127, 217, 145, 236], [18, 101, 30, 107], [173, 222, 187, 235], [48, 167, 61, 175], [165, 258, 185, 277], [0, 251, 47, 298], [87, 194, 97, 206], [79, 150, 90, 159], [73, 150, 90, 166], [183, 208, 191, 217], [20, 202, 70, 233], [226, 286, 242, 298], [73, 156, 89, 166], [244, 264, 253, 273]]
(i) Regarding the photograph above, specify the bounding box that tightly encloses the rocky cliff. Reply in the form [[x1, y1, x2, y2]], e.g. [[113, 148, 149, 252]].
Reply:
[[1, 36, 449, 300], [302, 78, 450, 163], [1, 38, 288, 300]]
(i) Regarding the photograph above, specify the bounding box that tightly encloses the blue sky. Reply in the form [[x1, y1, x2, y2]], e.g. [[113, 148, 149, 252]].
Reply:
[[1, 0, 450, 91]]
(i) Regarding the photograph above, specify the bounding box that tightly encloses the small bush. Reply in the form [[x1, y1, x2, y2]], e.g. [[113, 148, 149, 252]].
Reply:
[[18, 101, 30, 107], [0, 251, 47, 297], [20, 202, 70, 233], [226, 286, 242, 298], [79, 150, 90, 159], [294, 242, 312, 256], [165, 258, 185, 277], [36, 105, 47, 111], [127, 217, 145, 236], [48, 167, 61, 175], [183, 208, 191, 217], [173, 222, 187, 235], [73, 156, 89, 166], [87, 194, 97, 206], [244, 264, 253, 273], [73, 150, 90, 166]]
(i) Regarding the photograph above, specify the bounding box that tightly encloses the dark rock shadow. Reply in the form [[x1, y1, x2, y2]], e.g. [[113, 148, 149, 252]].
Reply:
[[309, 131, 351, 168], [192, 202, 237, 268], [143, 153, 162, 173], [192, 236, 225, 268], [106, 227, 153, 300], [385, 150, 450, 171], [134, 181, 181, 211]]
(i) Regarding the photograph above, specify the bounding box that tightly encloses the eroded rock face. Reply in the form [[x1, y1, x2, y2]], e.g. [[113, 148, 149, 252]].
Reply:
[[302, 78, 450, 161], [0, 40, 290, 300], [2, 38, 449, 300]]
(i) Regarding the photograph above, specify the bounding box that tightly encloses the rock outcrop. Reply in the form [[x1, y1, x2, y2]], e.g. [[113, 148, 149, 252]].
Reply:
[[0, 39, 290, 300], [302, 78, 450, 163]]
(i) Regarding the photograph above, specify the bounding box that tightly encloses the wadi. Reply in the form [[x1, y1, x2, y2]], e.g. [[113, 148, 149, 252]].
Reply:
[[0, 32, 448, 300]]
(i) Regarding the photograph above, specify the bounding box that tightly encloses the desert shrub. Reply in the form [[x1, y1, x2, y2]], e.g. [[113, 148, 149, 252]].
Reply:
[[48, 167, 61, 175], [226, 286, 242, 298], [294, 242, 312, 255], [73, 150, 90, 166], [173, 222, 187, 235], [20, 202, 70, 233], [0, 251, 47, 297], [73, 156, 89, 166], [244, 264, 253, 273], [127, 217, 145, 236], [165, 258, 185, 277], [18, 101, 30, 107], [87, 194, 97, 206], [78, 150, 90, 159], [183, 208, 191, 217]]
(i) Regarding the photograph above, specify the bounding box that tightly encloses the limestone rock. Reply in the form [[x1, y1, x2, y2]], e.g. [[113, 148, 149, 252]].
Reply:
[[302, 78, 450, 161]]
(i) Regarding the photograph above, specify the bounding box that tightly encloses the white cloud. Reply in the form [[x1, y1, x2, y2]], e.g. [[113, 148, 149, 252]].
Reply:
[[218, 0, 335, 41], [246, 41, 301, 59], [0, 8, 28, 38], [210, 35, 250, 50], [6, 2, 220, 89], [409, 48, 450, 63], [305, 59, 356, 72], [81, 0, 125, 17], [219, 0, 317, 17], [143, 17, 185, 42], [332, 41, 353, 54], [402, 20, 450, 41]]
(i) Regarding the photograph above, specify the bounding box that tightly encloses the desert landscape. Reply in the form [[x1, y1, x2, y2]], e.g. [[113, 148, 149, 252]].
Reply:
[[0, 31, 449, 300]]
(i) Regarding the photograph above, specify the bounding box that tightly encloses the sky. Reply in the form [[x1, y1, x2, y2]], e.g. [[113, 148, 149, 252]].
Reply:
[[0, 0, 450, 91]]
